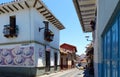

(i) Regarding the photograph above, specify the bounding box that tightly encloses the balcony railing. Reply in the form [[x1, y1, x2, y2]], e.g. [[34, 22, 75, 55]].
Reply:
[[3, 25, 19, 38], [44, 29, 54, 42]]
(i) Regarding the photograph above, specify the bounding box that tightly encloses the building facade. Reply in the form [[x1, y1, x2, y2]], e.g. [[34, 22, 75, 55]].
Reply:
[[73, 0, 120, 77], [0, 0, 65, 77], [60, 43, 77, 70], [95, 0, 120, 77]]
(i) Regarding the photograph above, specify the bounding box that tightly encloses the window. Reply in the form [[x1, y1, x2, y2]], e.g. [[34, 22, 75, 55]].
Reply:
[[10, 16, 16, 35], [3, 15, 18, 38]]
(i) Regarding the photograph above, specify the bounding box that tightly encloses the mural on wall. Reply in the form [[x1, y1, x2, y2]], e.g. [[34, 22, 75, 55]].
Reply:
[[37, 46, 45, 67], [38, 46, 45, 59], [0, 46, 34, 67], [39, 48, 43, 58]]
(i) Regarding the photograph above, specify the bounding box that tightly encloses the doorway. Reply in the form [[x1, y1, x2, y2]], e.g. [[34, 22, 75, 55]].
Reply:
[[45, 51, 50, 72], [60, 58, 63, 70], [54, 52, 58, 71]]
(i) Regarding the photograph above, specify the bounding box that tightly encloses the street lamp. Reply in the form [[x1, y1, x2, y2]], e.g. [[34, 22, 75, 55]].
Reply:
[[39, 20, 54, 42], [39, 20, 49, 32], [85, 36, 92, 41]]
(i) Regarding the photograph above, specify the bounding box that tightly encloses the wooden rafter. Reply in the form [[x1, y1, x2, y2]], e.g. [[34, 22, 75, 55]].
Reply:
[[82, 15, 94, 19], [33, 0, 38, 7], [55, 24, 60, 28], [47, 17, 54, 20], [53, 22, 59, 26], [46, 15, 52, 18], [49, 19, 55, 22], [49, 19, 56, 23], [81, 12, 95, 15], [83, 20, 91, 22], [53, 24, 58, 27], [18, 3, 24, 9], [52, 20, 57, 24], [7, 6, 14, 12], [82, 17, 94, 20], [0, 9, 5, 13], [48, 19, 53, 22], [43, 12, 49, 16], [81, 9, 95, 14], [44, 14, 51, 17], [84, 23, 90, 25], [25, 1, 29, 8], [47, 16, 54, 19], [52, 21, 58, 25], [56, 24, 60, 26], [80, 4, 95, 8], [2, 7, 9, 12], [48, 17, 55, 21], [12, 4, 18, 10], [37, 6, 43, 10], [82, 13, 95, 16], [40, 9, 46, 13]]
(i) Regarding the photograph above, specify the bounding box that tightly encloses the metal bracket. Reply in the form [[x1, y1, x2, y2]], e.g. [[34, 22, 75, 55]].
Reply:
[[39, 27, 45, 32]]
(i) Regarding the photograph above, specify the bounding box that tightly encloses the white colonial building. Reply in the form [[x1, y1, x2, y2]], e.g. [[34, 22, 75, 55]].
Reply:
[[0, 0, 65, 76]]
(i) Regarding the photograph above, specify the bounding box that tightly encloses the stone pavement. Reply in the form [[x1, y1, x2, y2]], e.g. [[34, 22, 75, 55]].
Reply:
[[0, 68, 94, 77], [38, 68, 84, 77]]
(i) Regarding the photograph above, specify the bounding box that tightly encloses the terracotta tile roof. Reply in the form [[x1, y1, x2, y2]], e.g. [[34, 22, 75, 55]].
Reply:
[[60, 43, 77, 53]]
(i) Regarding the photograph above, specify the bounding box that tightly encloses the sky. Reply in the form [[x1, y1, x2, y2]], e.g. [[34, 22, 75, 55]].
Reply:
[[0, 0, 92, 55], [42, 0, 92, 55]]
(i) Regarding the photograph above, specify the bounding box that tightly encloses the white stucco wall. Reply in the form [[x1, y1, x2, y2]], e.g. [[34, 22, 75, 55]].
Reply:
[[50, 48, 54, 66], [0, 8, 33, 43], [57, 51, 60, 65], [0, 8, 60, 49], [0, 7, 61, 67], [34, 43, 45, 67], [31, 8, 60, 49], [31, 8, 60, 67]]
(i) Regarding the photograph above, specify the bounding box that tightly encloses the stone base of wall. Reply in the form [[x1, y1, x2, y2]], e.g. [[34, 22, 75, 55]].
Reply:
[[0, 66, 60, 77], [0, 67, 36, 77]]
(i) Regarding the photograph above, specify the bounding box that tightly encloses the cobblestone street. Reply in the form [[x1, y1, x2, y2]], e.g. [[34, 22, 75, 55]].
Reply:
[[39, 68, 84, 77]]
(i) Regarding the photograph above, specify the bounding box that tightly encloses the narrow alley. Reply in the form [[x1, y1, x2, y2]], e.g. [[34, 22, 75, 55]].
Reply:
[[1, 0, 120, 77]]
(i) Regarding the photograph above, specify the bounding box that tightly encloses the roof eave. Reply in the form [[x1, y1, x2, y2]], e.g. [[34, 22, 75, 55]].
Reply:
[[0, 0, 65, 30], [32, 0, 65, 30], [73, 0, 95, 32], [73, 0, 86, 32]]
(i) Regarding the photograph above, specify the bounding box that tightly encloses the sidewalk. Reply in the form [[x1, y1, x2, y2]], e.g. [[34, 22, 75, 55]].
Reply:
[[38, 68, 83, 77]]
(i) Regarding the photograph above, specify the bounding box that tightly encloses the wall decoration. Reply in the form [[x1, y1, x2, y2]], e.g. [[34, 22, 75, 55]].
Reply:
[[38, 46, 45, 58], [0, 46, 34, 67]]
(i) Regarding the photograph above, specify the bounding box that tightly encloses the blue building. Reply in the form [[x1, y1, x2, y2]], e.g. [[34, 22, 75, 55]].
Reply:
[[73, 0, 120, 77]]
